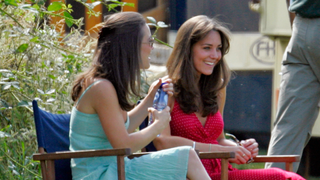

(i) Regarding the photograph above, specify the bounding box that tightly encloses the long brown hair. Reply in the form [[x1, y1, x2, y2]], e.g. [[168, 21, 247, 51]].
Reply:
[[166, 15, 231, 117], [71, 12, 146, 111]]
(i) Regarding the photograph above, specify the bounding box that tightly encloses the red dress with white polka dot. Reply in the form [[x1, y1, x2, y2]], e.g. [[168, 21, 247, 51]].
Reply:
[[170, 100, 305, 180]]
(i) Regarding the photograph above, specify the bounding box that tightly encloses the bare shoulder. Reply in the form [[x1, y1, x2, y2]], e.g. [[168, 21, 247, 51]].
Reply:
[[90, 79, 123, 113], [90, 79, 118, 102], [93, 79, 116, 93], [75, 78, 119, 114]]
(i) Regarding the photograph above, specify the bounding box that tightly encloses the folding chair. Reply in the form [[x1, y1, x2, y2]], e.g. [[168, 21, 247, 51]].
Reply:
[[139, 116, 300, 180], [32, 100, 131, 180], [32, 99, 299, 180]]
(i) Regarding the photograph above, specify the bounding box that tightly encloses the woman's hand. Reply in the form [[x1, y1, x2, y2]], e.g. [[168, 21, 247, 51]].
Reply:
[[228, 146, 252, 165], [148, 77, 174, 96], [240, 138, 259, 157], [148, 106, 171, 130], [160, 77, 174, 96], [148, 78, 162, 96]]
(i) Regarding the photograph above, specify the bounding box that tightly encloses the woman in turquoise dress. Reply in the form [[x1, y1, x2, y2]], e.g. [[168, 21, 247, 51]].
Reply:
[[69, 12, 210, 180]]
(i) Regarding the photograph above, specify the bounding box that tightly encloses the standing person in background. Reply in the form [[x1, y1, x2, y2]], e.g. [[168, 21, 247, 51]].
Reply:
[[69, 12, 211, 180], [265, 0, 320, 172], [153, 15, 305, 180]]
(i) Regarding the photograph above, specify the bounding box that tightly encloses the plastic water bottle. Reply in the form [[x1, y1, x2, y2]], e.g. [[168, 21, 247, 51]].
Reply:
[[148, 83, 168, 125]]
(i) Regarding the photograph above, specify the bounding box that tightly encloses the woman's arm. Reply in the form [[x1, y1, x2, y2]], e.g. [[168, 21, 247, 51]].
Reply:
[[154, 125, 214, 152], [127, 78, 173, 133], [93, 80, 171, 153], [154, 125, 252, 165], [155, 95, 229, 152], [153, 93, 251, 164], [153, 97, 204, 151]]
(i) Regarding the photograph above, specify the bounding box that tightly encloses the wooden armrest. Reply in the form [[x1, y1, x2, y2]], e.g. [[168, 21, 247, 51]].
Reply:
[[127, 152, 152, 159], [253, 155, 300, 172], [33, 148, 132, 161], [253, 155, 300, 163], [198, 151, 235, 180], [199, 151, 235, 159], [128, 151, 237, 159], [127, 151, 235, 180]]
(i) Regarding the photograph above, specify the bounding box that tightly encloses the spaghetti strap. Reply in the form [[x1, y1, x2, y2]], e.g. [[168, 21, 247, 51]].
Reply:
[[76, 79, 106, 107]]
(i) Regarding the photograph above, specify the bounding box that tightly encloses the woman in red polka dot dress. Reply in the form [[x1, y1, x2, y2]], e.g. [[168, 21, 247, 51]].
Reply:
[[153, 15, 305, 180]]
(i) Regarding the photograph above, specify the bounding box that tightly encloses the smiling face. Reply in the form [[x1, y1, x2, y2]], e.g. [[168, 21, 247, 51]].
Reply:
[[140, 24, 153, 69], [192, 30, 222, 77]]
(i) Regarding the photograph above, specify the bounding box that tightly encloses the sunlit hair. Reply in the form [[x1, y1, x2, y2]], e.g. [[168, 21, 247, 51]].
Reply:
[[166, 15, 231, 117], [71, 12, 146, 111]]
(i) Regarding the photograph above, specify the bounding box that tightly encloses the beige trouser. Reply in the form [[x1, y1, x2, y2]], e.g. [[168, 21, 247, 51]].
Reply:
[[265, 15, 320, 172]]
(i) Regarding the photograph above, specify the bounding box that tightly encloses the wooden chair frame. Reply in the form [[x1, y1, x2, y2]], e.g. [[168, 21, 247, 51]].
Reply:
[[199, 153, 300, 180], [128, 151, 236, 180], [129, 152, 300, 180], [252, 155, 300, 172], [33, 148, 235, 180], [33, 148, 299, 180], [199, 151, 235, 180], [199, 153, 299, 180], [33, 148, 131, 180], [32, 100, 299, 180]]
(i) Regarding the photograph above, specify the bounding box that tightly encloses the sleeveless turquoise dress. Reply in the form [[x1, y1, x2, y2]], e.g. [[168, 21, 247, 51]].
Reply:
[[69, 80, 191, 180]]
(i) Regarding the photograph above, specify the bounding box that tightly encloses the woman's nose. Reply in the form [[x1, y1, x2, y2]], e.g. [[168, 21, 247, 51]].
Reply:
[[210, 50, 220, 59]]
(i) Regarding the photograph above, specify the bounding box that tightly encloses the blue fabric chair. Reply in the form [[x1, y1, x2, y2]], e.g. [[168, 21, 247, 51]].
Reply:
[[139, 116, 157, 152], [32, 100, 72, 180], [32, 100, 131, 180]]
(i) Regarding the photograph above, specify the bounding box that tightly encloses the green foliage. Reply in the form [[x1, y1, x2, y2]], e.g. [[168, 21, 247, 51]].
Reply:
[[0, 0, 169, 178], [0, 0, 135, 178], [47, 2, 62, 12], [0, 2, 91, 179], [146, 16, 172, 48]]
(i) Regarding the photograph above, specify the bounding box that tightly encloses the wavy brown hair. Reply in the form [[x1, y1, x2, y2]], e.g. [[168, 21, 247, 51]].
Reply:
[[166, 15, 231, 117], [71, 12, 146, 111]]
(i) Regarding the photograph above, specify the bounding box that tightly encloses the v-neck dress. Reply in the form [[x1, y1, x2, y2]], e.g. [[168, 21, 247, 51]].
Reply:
[[69, 80, 191, 180], [170, 100, 305, 180]]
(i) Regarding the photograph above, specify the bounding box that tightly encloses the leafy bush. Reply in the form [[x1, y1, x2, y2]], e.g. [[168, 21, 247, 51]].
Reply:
[[0, 0, 169, 177], [0, 0, 129, 178]]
